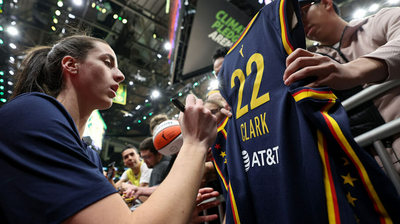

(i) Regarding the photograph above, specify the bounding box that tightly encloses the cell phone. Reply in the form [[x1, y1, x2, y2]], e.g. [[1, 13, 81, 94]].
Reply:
[[107, 162, 115, 180]]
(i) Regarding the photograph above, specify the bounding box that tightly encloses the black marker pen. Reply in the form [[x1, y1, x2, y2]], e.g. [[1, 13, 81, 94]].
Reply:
[[171, 98, 185, 112]]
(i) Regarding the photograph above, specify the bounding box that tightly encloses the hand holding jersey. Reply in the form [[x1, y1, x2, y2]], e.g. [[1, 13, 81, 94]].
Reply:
[[217, 0, 400, 223], [283, 0, 390, 90], [283, 48, 389, 90]]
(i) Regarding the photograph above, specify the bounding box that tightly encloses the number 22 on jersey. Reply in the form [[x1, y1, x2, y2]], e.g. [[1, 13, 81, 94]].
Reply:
[[231, 53, 270, 120]]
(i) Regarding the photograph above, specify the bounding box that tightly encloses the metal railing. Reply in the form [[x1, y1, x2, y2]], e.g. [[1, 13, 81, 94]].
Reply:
[[342, 79, 400, 195]]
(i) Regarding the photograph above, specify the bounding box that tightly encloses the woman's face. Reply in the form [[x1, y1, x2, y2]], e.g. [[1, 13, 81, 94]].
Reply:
[[74, 41, 125, 110]]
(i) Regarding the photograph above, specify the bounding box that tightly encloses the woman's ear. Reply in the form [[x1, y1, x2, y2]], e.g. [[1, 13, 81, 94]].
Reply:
[[61, 56, 79, 75], [321, 0, 333, 12]]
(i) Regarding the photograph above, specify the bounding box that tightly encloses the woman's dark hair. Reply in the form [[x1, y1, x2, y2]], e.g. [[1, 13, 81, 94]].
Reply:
[[11, 35, 107, 100]]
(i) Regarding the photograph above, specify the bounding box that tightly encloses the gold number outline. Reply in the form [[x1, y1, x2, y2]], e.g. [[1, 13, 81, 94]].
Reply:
[[230, 53, 270, 120]]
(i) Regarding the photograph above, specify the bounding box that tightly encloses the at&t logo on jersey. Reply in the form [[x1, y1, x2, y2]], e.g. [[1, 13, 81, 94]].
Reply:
[[242, 150, 250, 172], [242, 146, 280, 172]]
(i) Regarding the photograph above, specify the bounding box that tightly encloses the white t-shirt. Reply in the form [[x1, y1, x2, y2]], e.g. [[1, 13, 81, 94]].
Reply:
[[121, 162, 152, 184]]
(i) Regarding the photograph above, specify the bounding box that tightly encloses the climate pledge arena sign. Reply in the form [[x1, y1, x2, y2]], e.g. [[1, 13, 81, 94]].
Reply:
[[208, 10, 246, 47], [182, 0, 250, 77]]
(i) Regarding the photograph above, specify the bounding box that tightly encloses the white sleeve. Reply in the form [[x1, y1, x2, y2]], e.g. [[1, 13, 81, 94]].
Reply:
[[140, 162, 153, 184], [120, 170, 128, 181], [361, 8, 400, 80]]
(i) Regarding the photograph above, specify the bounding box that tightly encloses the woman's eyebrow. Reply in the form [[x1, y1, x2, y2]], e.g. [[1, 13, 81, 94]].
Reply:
[[102, 53, 117, 67]]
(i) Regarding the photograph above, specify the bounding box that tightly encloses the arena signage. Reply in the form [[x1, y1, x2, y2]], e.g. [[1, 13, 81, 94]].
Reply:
[[181, 0, 250, 77]]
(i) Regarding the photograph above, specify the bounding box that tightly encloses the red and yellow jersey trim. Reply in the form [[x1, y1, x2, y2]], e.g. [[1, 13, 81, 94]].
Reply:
[[318, 128, 341, 223], [292, 89, 337, 102], [321, 99, 392, 224], [217, 116, 229, 138], [227, 12, 259, 55], [214, 160, 228, 191], [227, 0, 294, 57], [279, 0, 294, 55], [228, 0, 294, 56], [293, 88, 392, 224], [214, 116, 229, 190], [229, 182, 241, 224]]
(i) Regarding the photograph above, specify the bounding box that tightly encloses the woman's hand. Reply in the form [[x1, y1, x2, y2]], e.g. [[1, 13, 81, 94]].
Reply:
[[179, 94, 218, 151]]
